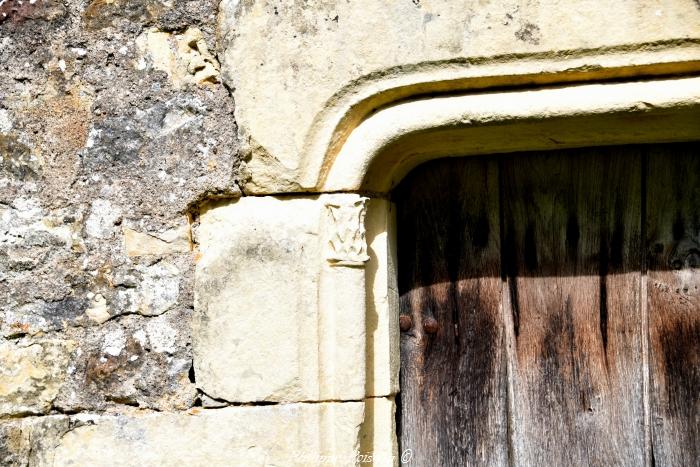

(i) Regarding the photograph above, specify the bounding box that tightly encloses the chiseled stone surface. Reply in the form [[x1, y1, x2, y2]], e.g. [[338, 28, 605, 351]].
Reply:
[[194, 195, 370, 403], [359, 397, 397, 466], [365, 199, 399, 398], [324, 76, 700, 193], [194, 196, 322, 402], [4, 0, 700, 465], [51, 403, 364, 467], [218, 0, 700, 193]]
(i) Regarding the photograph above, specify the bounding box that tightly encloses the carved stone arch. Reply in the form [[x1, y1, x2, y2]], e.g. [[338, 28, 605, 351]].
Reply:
[[313, 72, 700, 462], [194, 69, 700, 466], [317, 75, 700, 193], [239, 41, 700, 195]]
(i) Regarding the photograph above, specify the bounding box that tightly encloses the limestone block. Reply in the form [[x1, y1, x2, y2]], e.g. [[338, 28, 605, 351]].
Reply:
[[359, 397, 398, 467], [324, 76, 700, 193], [136, 28, 220, 89], [112, 261, 181, 317], [194, 196, 322, 402], [122, 224, 191, 257], [84, 293, 109, 324], [194, 195, 368, 402], [0, 339, 75, 416], [365, 199, 399, 397], [318, 194, 368, 400], [52, 402, 365, 467], [218, 0, 700, 193], [0, 415, 70, 466]]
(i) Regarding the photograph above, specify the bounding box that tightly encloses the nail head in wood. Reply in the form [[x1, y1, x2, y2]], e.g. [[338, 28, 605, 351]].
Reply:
[[399, 315, 413, 332], [423, 316, 438, 334]]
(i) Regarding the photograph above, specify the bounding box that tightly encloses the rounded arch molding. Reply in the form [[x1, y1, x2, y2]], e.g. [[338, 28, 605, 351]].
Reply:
[[233, 42, 700, 195], [319, 75, 700, 194], [193, 50, 700, 467]]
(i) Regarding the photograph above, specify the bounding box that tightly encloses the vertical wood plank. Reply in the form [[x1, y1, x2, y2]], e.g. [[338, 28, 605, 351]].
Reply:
[[646, 143, 700, 466], [396, 157, 507, 466], [501, 147, 645, 466]]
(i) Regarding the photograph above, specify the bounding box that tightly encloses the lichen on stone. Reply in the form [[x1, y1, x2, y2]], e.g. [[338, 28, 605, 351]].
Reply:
[[0, 1, 241, 458]]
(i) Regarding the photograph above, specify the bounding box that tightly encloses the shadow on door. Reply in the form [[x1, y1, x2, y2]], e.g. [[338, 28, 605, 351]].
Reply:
[[394, 143, 700, 466]]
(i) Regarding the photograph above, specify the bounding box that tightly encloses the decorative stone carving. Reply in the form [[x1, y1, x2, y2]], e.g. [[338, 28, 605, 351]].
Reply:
[[324, 197, 370, 266]]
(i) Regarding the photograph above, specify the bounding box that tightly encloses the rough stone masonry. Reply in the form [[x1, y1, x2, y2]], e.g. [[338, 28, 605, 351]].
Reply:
[[0, 1, 243, 463]]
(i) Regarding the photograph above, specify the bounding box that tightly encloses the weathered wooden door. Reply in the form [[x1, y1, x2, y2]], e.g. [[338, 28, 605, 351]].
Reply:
[[396, 143, 700, 466]]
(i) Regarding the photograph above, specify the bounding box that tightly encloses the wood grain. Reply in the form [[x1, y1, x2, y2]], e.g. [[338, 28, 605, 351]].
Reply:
[[396, 143, 699, 466], [500, 147, 645, 466], [395, 157, 507, 466], [646, 143, 700, 467]]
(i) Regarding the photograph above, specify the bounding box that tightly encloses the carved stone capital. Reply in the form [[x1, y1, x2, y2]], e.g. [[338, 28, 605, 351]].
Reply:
[[324, 196, 370, 267]]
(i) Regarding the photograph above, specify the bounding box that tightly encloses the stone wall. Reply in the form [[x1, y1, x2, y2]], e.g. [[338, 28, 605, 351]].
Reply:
[[0, 0, 242, 464], [2, 0, 700, 465]]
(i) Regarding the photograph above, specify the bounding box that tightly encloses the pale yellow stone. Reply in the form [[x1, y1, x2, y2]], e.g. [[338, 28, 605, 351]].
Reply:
[[136, 27, 220, 89], [191, 5, 700, 465], [359, 397, 398, 467], [178, 28, 220, 85], [218, 0, 700, 193], [365, 199, 399, 398], [53, 402, 365, 467], [123, 225, 191, 256], [324, 76, 700, 193], [84, 293, 110, 324], [194, 195, 369, 403], [0, 340, 75, 416], [194, 197, 323, 402], [317, 194, 368, 401]]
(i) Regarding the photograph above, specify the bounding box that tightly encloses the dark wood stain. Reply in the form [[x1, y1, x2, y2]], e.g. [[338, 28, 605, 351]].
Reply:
[[397, 143, 698, 467], [566, 214, 580, 261], [500, 147, 644, 466], [523, 225, 538, 272], [599, 231, 610, 358], [508, 279, 521, 339], [672, 214, 685, 242], [502, 225, 521, 338], [647, 144, 700, 466], [396, 157, 507, 466]]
